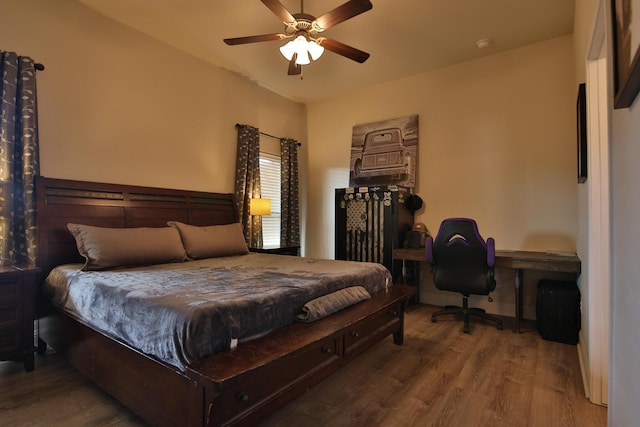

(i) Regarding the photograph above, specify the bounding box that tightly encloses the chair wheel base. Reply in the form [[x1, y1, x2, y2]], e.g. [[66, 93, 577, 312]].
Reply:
[[431, 302, 503, 333]]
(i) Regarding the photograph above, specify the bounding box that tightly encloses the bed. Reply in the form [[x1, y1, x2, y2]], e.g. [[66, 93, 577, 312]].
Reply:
[[35, 176, 414, 426]]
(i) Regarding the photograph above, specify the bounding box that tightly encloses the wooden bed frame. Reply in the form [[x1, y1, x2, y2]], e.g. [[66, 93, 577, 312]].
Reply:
[[35, 176, 414, 426]]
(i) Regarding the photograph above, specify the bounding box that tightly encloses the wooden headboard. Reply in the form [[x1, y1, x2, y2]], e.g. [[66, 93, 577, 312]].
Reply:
[[35, 176, 238, 280]]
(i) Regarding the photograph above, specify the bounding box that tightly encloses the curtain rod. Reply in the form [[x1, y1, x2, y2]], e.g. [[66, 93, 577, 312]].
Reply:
[[0, 51, 45, 70], [235, 123, 301, 146]]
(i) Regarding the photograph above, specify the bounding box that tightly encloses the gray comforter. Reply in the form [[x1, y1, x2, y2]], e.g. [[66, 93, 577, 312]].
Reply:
[[44, 253, 392, 371]]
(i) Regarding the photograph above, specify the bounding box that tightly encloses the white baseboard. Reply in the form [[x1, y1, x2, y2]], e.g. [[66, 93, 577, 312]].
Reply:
[[577, 329, 590, 399]]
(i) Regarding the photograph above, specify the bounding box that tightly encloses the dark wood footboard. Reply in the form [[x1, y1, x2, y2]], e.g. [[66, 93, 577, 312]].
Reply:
[[39, 285, 413, 426], [190, 284, 413, 426]]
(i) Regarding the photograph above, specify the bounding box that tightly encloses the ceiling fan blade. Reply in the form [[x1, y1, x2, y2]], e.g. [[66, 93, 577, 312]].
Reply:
[[318, 38, 370, 63], [288, 55, 302, 75], [261, 0, 295, 23], [314, 0, 373, 30], [224, 33, 287, 45]]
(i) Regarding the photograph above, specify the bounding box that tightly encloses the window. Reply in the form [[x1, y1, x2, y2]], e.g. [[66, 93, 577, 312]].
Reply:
[[259, 152, 281, 247]]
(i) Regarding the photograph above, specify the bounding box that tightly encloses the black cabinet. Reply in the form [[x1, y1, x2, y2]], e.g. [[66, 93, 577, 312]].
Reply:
[[335, 186, 412, 280]]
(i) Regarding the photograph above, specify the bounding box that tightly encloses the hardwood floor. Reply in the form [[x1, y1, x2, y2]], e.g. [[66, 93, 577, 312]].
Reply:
[[0, 304, 606, 426]]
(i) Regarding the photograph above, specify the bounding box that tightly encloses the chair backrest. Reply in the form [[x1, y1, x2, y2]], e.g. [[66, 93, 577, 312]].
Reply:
[[430, 218, 496, 296]]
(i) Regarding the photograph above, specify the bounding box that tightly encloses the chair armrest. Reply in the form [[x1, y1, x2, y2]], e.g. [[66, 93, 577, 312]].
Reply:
[[425, 235, 434, 263], [486, 237, 495, 268]]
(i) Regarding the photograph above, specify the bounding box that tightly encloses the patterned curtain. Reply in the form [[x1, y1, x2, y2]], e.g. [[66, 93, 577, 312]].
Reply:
[[0, 52, 40, 267], [234, 124, 262, 247], [280, 138, 299, 248]]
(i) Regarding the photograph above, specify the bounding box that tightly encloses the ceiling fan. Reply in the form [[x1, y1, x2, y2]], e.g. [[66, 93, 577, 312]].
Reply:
[[223, 0, 373, 76]]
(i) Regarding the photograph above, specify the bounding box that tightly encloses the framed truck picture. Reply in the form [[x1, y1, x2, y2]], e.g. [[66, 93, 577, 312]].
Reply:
[[349, 115, 418, 188]]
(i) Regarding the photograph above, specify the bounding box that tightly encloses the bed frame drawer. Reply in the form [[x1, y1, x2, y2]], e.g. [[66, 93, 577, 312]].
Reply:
[[344, 301, 402, 353], [200, 334, 341, 424]]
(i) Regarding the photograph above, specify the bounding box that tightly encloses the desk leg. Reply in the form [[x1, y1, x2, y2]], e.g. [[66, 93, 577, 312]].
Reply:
[[514, 268, 524, 333]]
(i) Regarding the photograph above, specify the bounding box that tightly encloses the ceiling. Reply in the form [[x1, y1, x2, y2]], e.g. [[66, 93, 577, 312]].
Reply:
[[76, 0, 576, 104]]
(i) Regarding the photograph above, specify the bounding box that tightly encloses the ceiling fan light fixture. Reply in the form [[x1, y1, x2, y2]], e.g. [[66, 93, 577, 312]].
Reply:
[[279, 35, 323, 65], [307, 40, 324, 61], [293, 36, 311, 64]]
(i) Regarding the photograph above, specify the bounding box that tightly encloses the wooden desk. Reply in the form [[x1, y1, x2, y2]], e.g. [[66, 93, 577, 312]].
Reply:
[[393, 248, 581, 333]]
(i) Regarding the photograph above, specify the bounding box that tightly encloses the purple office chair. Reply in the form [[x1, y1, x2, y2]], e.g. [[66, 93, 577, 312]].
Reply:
[[425, 218, 503, 333]]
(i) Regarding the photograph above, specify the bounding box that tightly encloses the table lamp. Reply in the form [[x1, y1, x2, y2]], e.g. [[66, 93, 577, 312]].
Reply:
[[249, 198, 271, 248]]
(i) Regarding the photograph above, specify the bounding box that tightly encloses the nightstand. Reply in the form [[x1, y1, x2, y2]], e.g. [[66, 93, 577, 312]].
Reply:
[[249, 246, 300, 256], [0, 266, 39, 371]]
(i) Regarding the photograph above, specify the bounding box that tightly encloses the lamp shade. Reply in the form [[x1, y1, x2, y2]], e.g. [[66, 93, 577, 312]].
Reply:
[[279, 40, 296, 61], [249, 198, 271, 216], [307, 40, 324, 60]]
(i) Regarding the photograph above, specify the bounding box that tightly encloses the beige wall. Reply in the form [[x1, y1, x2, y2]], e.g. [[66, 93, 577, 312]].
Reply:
[[306, 36, 577, 316], [1, 0, 305, 193]]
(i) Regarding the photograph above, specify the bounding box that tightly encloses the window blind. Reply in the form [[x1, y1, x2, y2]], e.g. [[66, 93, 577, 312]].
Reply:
[[259, 153, 281, 247]]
